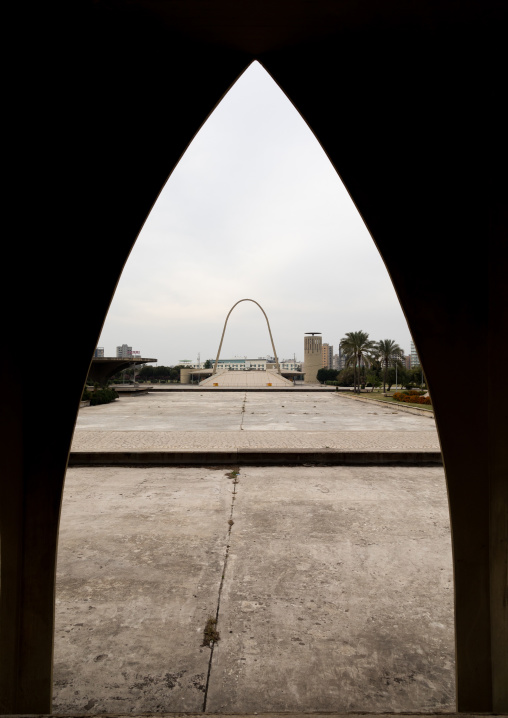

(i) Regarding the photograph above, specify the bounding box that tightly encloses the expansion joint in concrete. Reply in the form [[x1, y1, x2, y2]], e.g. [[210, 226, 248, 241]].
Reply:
[[240, 393, 247, 431], [202, 468, 240, 711]]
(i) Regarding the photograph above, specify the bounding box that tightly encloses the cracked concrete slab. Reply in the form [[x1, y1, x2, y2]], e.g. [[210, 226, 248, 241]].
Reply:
[[53, 465, 454, 713], [74, 392, 436, 433], [53, 467, 232, 714], [72, 393, 438, 455], [207, 466, 454, 713]]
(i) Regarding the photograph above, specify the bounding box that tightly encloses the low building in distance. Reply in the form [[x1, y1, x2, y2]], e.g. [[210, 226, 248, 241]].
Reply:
[[215, 358, 300, 371], [116, 344, 132, 358]]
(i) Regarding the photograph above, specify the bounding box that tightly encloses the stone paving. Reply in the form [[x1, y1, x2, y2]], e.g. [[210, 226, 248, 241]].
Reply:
[[72, 430, 439, 451], [73, 392, 439, 452]]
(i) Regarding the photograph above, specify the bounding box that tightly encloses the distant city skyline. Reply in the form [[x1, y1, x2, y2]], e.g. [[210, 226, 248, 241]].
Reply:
[[98, 62, 412, 366], [96, 338, 416, 369]]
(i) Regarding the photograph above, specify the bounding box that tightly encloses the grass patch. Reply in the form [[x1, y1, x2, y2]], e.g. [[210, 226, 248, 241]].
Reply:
[[349, 392, 433, 411], [226, 468, 240, 483]]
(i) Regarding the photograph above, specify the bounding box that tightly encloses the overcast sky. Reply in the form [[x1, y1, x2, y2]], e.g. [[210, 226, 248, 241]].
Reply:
[[98, 62, 411, 365]]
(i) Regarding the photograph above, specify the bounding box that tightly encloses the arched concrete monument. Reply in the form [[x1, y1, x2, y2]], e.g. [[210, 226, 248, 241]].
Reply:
[[212, 299, 282, 375]]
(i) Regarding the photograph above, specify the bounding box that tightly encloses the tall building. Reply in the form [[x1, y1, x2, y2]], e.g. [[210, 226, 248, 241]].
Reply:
[[116, 344, 132, 358], [322, 343, 333, 369], [410, 340, 420, 368], [303, 332, 322, 384], [336, 345, 346, 371], [93, 347, 104, 358]]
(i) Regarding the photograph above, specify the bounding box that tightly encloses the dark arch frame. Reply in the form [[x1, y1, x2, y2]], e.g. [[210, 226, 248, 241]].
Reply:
[[1, 2, 506, 713], [212, 299, 282, 375]]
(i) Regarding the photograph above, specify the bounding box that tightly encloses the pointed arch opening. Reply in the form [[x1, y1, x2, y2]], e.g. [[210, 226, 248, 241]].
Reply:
[[54, 61, 454, 714]]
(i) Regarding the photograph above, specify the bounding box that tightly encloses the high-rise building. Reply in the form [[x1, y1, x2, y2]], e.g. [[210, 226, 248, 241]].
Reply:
[[410, 340, 420, 368], [303, 332, 322, 383], [322, 343, 333, 369], [116, 344, 132, 358], [336, 345, 346, 371], [93, 347, 104, 358]]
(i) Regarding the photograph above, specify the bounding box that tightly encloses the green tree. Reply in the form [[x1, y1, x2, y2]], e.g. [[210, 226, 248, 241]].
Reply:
[[394, 365, 409, 390], [376, 339, 404, 392], [404, 365, 426, 389], [169, 364, 187, 382], [137, 365, 154, 381], [339, 331, 377, 393], [204, 359, 212, 369], [366, 369, 382, 390], [316, 368, 338, 384], [335, 367, 355, 386], [386, 367, 399, 391]]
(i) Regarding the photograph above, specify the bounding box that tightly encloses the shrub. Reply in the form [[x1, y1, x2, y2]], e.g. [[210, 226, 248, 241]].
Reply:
[[392, 390, 431, 405], [90, 388, 119, 405], [317, 368, 339, 384]]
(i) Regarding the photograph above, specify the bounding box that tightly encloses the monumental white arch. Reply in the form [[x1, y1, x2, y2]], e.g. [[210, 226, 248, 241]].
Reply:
[[212, 299, 282, 375]]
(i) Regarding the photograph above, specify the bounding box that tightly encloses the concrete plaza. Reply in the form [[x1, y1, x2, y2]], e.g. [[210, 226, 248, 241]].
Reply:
[[54, 466, 454, 713], [72, 392, 438, 452], [52, 392, 454, 712]]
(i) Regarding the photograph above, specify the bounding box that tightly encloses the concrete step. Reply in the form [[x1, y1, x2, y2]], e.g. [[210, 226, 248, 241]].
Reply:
[[68, 449, 443, 466]]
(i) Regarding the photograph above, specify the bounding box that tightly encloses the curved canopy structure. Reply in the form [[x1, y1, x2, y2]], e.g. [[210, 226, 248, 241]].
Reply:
[[212, 299, 282, 375], [87, 357, 157, 385]]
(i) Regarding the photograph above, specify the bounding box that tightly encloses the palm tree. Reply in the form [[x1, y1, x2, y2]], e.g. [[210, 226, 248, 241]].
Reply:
[[339, 331, 377, 393], [377, 338, 404, 392]]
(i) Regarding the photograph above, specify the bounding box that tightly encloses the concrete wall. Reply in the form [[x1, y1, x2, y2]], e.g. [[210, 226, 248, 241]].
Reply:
[[180, 368, 192, 384], [304, 335, 322, 383]]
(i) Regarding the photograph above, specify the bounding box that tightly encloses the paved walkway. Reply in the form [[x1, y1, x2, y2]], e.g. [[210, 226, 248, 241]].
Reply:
[[72, 430, 439, 451], [73, 393, 438, 452]]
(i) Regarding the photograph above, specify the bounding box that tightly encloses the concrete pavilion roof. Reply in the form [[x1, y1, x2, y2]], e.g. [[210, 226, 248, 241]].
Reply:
[[88, 357, 157, 385]]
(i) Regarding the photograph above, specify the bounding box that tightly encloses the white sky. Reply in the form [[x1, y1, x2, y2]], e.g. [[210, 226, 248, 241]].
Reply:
[[98, 61, 411, 365]]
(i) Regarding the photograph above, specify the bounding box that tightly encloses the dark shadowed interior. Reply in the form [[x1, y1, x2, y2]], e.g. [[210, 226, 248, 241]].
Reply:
[[1, 1, 506, 713]]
